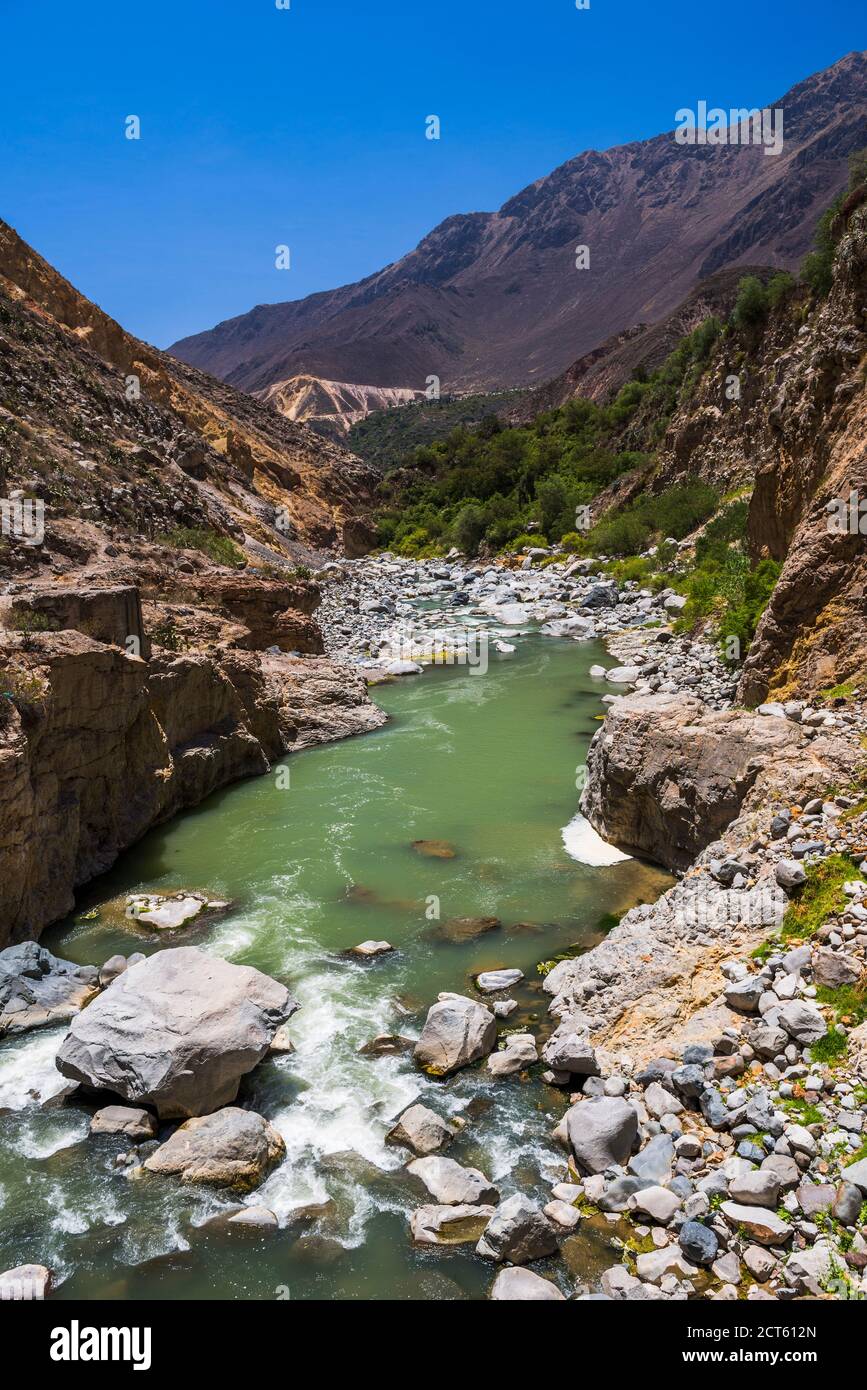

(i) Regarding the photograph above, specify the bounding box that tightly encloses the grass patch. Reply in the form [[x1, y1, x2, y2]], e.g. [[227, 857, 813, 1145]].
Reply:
[[815, 975, 867, 1027], [821, 680, 859, 702], [780, 854, 859, 941], [158, 527, 245, 568], [751, 938, 778, 963], [845, 1140, 867, 1167], [782, 1097, 824, 1126], [809, 1028, 849, 1065]]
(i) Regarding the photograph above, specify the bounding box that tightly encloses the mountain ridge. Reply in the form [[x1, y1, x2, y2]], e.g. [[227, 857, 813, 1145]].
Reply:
[[171, 51, 867, 398]]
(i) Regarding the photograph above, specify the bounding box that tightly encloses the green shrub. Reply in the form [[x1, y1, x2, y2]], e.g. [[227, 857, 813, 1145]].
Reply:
[[6, 609, 57, 637], [452, 503, 487, 556], [0, 665, 49, 718], [558, 531, 586, 552], [732, 276, 769, 329], [766, 271, 795, 309], [159, 527, 245, 568], [588, 484, 718, 557]]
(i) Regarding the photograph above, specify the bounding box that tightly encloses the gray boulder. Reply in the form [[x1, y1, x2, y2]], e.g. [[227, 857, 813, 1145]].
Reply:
[[679, 1221, 719, 1266], [842, 1156, 867, 1194], [143, 1107, 285, 1190], [566, 1096, 638, 1174], [487, 1033, 538, 1077], [56, 947, 295, 1118], [476, 1193, 558, 1264], [90, 1105, 157, 1141], [777, 1000, 827, 1045], [0, 942, 98, 1036], [724, 977, 765, 1013], [628, 1135, 674, 1185], [410, 1204, 495, 1246], [775, 860, 806, 891], [413, 995, 497, 1075], [490, 1268, 565, 1300], [541, 1022, 599, 1076], [386, 1103, 457, 1156], [407, 1156, 499, 1206], [728, 1170, 782, 1209], [813, 947, 861, 989]]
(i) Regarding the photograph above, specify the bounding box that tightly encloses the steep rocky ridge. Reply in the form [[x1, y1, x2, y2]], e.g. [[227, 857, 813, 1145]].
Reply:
[[0, 218, 376, 559], [171, 53, 867, 396]]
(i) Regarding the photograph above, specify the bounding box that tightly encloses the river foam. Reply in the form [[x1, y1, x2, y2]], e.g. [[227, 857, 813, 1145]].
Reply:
[[561, 811, 632, 866]]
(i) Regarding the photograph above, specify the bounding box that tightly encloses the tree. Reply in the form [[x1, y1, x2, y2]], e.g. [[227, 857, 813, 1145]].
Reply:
[[732, 277, 768, 329], [452, 503, 486, 555]]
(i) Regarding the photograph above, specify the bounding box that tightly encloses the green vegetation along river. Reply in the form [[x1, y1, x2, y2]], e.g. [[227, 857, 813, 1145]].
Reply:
[[0, 633, 670, 1300]]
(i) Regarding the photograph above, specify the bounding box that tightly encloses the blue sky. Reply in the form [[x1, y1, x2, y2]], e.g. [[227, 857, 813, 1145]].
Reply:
[[1, 0, 863, 347]]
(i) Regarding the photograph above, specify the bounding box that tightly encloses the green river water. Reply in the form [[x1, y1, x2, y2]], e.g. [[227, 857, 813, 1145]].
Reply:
[[0, 632, 670, 1300]]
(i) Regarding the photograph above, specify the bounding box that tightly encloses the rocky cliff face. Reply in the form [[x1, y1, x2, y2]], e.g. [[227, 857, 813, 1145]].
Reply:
[[604, 202, 867, 705], [0, 617, 385, 948], [580, 694, 806, 870], [557, 692, 860, 1059], [171, 53, 867, 396]]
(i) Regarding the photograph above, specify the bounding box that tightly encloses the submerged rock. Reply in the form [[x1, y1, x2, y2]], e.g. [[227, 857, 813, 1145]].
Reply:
[[474, 968, 523, 993], [125, 892, 230, 931], [56, 947, 296, 1118], [411, 839, 456, 859], [433, 915, 501, 943], [143, 1107, 285, 1190], [413, 995, 497, 1076], [358, 1033, 413, 1057], [347, 940, 394, 960]]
